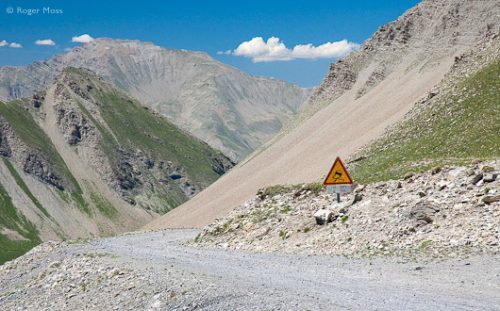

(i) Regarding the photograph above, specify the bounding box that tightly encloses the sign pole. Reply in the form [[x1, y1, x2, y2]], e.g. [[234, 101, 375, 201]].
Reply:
[[337, 193, 341, 203]]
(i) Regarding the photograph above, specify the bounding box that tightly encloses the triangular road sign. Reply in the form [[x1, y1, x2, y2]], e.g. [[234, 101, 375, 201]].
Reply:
[[323, 157, 353, 185]]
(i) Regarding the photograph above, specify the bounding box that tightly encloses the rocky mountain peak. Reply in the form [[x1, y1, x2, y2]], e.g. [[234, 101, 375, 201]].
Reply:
[[309, 0, 500, 106]]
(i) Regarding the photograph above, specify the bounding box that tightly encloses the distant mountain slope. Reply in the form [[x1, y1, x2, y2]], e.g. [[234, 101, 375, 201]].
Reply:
[[0, 40, 310, 161], [0, 67, 233, 263], [147, 0, 500, 229]]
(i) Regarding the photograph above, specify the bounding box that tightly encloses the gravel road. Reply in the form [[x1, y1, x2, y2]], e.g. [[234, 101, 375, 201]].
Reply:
[[1, 229, 500, 310]]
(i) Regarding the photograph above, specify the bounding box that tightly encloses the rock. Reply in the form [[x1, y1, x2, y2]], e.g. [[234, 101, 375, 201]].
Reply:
[[314, 209, 335, 225], [436, 181, 448, 191], [403, 172, 415, 180], [431, 167, 442, 175], [466, 168, 476, 176], [482, 195, 500, 204], [348, 193, 363, 206], [470, 173, 483, 184], [483, 173, 497, 182], [409, 200, 440, 227], [48, 261, 61, 269], [354, 184, 365, 193]]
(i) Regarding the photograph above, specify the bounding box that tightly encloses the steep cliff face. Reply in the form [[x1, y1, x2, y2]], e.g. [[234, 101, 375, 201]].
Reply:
[[0, 67, 234, 263], [0, 40, 310, 161]]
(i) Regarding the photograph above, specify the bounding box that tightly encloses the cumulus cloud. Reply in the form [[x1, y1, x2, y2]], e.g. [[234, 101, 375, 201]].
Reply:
[[35, 39, 56, 46], [9, 42, 22, 48], [0, 40, 22, 48], [72, 34, 94, 43], [223, 37, 359, 62]]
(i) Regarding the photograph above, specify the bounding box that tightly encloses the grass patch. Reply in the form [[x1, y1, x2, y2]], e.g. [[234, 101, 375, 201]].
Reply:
[[90, 192, 117, 219], [258, 182, 324, 199], [353, 59, 500, 183], [0, 181, 41, 264], [3, 158, 50, 218]]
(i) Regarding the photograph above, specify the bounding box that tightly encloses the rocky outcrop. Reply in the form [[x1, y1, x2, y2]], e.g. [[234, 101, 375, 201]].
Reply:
[[308, 0, 500, 108], [0, 116, 66, 190], [22, 152, 65, 190], [196, 161, 500, 258]]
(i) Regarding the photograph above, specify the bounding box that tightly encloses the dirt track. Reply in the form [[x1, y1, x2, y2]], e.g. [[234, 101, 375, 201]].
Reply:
[[3, 230, 498, 310]]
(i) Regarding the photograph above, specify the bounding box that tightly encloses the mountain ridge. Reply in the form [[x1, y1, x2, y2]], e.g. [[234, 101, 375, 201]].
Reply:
[[0, 39, 311, 161]]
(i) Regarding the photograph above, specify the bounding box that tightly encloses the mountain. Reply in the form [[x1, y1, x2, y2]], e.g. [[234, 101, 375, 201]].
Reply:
[[0, 67, 233, 263], [0, 39, 310, 161], [147, 0, 500, 229]]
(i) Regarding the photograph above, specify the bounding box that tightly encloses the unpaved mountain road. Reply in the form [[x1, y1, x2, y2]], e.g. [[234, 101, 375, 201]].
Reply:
[[85, 230, 500, 310], [2, 230, 499, 310]]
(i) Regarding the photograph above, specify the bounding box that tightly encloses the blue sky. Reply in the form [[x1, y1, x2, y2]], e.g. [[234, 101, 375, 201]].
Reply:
[[0, 0, 420, 87]]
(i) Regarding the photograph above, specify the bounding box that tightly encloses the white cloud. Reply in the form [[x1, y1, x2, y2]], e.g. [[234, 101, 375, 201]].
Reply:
[[217, 50, 232, 55], [224, 36, 359, 62], [0, 40, 8, 47], [35, 39, 56, 46], [71, 34, 94, 43], [9, 42, 22, 48]]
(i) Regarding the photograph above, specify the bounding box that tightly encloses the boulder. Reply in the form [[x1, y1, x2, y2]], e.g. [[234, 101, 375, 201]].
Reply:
[[409, 200, 440, 227], [314, 209, 336, 225]]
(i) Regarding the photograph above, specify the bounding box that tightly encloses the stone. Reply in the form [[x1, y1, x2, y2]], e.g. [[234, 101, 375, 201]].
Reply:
[[48, 261, 61, 269], [483, 173, 497, 182], [348, 193, 363, 206], [418, 191, 427, 198], [436, 181, 448, 191], [482, 195, 500, 204], [409, 200, 440, 227], [470, 173, 483, 184], [314, 209, 335, 225], [431, 167, 442, 175], [353, 184, 365, 193], [403, 172, 415, 180]]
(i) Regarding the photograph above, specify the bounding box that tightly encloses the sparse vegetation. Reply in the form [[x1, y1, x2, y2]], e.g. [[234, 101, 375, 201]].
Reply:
[[353, 60, 500, 183], [258, 182, 324, 199], [0, 181, 41, 264], [90, 192, 117, 219], [3, 158, 50, 218]]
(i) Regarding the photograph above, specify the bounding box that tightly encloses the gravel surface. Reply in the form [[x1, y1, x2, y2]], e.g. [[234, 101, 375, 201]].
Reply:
[[1, 229, 499, 310]]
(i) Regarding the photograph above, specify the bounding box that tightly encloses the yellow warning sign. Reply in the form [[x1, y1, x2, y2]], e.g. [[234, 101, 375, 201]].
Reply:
[[323, 157, 353, 185]]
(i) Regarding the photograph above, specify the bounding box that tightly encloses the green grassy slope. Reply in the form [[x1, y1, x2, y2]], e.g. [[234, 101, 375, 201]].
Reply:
[[353, 59, 500, 183], [0, 180, 40, 264]]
